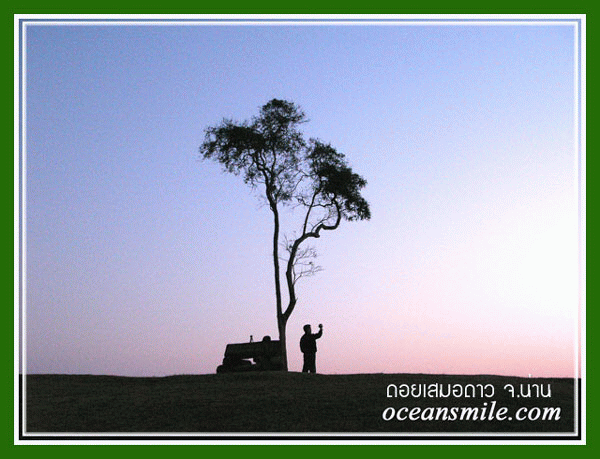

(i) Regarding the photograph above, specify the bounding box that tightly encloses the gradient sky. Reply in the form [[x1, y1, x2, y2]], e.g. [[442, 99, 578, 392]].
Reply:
[[22, 18, 582, 377]]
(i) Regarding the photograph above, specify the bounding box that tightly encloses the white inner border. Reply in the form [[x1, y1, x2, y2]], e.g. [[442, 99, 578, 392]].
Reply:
[[14, 13, 586, 446]]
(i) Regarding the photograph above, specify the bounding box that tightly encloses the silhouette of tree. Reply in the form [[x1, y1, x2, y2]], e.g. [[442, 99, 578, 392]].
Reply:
[[200, 99, 370, 370]]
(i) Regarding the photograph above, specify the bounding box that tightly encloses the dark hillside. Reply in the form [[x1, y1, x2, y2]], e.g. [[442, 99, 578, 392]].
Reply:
[[24, 372, 578, 434]]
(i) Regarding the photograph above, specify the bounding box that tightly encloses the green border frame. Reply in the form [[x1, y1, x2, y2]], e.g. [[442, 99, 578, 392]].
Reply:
[[8, 0, 592, 452]]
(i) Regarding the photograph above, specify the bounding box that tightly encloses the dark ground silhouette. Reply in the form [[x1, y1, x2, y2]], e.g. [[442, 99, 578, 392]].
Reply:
[[23, 373, 579, 435]]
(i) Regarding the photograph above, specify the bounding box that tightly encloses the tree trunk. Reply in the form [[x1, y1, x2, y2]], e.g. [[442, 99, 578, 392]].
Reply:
[[277, 313, 288, 371], [270, 201, 288, 371]]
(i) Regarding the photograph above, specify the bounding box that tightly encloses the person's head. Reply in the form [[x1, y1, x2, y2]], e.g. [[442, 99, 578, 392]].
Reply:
[[303, 324, 311, 334]]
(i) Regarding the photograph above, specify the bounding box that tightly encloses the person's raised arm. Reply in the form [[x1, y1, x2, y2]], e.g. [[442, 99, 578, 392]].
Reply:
[[315, 323, 323, 339]]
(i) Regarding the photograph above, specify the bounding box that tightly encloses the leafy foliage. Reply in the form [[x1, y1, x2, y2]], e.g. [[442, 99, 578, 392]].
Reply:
[[200, 99, 307, 205], [306, 140, 371, 223], [200, 99, 370, 223]]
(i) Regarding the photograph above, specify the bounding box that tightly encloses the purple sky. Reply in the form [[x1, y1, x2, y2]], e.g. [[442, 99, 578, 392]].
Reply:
[[21, 18, 583, 377]]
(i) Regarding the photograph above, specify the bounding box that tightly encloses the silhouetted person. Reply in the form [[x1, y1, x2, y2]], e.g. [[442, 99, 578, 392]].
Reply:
[[300, 324, 323, 373]]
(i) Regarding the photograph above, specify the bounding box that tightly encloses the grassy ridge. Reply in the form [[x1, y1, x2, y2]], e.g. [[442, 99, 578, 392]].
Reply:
[[24, 372, 577, 433]]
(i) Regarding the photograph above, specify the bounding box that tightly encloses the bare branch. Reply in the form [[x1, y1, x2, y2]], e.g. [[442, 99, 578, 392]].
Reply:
[[289, 245, 323, 285]]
